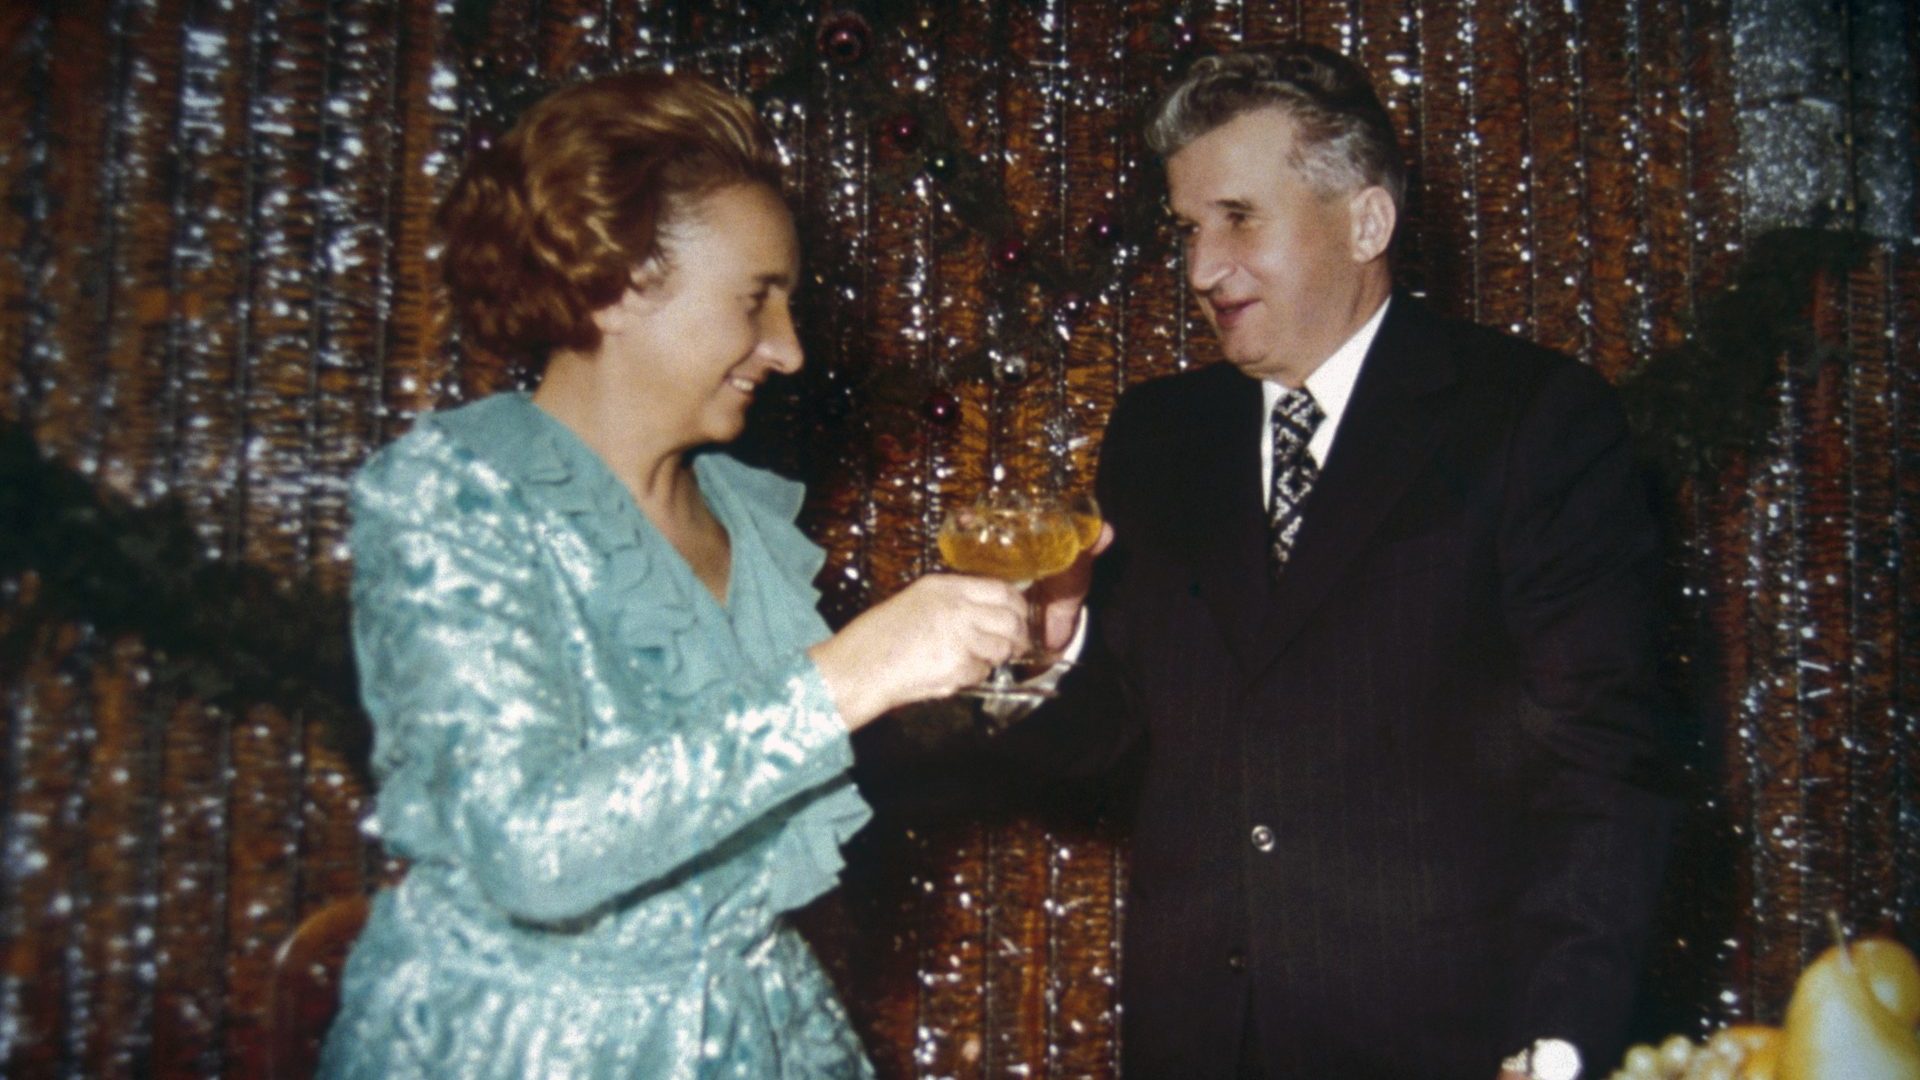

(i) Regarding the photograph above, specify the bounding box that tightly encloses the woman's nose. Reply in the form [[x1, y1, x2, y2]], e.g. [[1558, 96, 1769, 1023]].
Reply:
[[759, 297, 803, 374]]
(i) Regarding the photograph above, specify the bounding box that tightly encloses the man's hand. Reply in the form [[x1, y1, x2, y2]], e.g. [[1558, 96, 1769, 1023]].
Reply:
[[1027, 522, 1114, 661]]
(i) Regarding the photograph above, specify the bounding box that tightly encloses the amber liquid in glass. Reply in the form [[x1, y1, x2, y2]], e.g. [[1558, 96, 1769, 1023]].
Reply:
[[937, 510, 1080, 584], [936, 494, 1082, 705], [1069, 512, 1102, 552]]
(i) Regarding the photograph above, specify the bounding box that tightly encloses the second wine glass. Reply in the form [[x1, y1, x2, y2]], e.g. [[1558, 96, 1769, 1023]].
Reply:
[[936, 487, 1081, 700]]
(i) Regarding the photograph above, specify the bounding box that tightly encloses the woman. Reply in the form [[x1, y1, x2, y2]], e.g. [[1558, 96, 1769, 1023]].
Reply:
[[317, 72, 1027, 1078]]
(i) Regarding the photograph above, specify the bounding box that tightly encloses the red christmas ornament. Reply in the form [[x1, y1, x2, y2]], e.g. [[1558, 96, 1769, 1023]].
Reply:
[[992, 235, 1028, 272], [882, 111, 921, 149], [921, 389, 960, 427], [816, 10, 871, 65]]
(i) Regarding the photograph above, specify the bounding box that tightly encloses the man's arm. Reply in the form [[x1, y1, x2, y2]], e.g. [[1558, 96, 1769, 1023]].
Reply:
[[1495, 359, 1684, 1073], [988, 389, 1152, 781], [985, 527, 1146, 785]]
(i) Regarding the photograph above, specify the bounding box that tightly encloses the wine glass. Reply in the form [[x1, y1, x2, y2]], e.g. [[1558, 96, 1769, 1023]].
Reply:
[[1066, 491, 1103, 555], [936, 487, 1081, 700], [1038, 489, 1102, 672]]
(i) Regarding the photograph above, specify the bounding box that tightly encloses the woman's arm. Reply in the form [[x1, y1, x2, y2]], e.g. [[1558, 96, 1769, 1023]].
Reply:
[[352, 442, 856, 925]]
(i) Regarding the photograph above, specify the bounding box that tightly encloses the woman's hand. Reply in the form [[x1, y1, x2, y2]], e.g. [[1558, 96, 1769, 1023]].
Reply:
[[809, 574, 1029, 730]]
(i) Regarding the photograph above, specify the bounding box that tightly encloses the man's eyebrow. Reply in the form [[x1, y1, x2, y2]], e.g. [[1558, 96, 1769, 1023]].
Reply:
[[1166, 197, 1255, 220]]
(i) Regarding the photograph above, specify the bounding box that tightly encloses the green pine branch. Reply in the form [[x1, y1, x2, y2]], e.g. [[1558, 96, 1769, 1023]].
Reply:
[[0, 419, 368, 780]]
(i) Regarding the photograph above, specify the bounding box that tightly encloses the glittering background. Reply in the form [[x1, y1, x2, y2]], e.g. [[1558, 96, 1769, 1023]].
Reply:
[[0, 1, 1915, 1076]]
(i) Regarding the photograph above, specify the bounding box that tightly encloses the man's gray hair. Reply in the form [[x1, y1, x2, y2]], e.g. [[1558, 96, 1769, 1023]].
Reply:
[[1147, 44, 1407, 210]]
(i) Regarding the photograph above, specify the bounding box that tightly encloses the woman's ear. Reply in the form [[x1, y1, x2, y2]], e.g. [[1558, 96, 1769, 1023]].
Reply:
[[627, 255, 669, 296], [591, 287, 636, 338], [593, 260, 668, 337]]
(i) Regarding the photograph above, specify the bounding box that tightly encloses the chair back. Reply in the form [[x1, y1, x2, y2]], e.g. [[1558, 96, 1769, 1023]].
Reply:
[[266, 893, 370, 1080]]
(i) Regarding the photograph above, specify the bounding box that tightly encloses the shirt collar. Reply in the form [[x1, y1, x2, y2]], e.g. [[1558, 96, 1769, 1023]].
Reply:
[[1260, 295, 1391, 462]]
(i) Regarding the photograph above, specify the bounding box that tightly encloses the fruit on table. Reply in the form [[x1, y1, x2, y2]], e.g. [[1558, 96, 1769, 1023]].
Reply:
[[1608, 937, 1920, 1080], [1777, 936, 1920, 1080], [1716, 1025, 1779, 1080], [1608, 1025, 1779, 1080]]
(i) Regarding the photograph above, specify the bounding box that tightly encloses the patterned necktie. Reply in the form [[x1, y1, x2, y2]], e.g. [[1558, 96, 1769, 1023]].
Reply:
[[1268, 386, 1324, 578]]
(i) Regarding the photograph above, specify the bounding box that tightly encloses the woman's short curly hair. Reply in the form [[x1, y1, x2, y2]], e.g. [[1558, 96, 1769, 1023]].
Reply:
[[438, 71, 782, 370], [1147, 44, 1405, 211]]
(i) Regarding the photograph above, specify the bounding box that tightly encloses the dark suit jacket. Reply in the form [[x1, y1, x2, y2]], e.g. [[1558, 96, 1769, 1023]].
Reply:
[[1005, 294, 1679, 1079]]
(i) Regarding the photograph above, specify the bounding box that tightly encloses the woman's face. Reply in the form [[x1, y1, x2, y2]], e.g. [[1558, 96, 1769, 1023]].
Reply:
[[605, 182, 803, 448]]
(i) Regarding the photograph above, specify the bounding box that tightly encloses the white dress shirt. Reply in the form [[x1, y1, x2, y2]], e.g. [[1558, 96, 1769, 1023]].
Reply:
[[1016, 296, 1391, 694], [1259, 296, 1389, 507]]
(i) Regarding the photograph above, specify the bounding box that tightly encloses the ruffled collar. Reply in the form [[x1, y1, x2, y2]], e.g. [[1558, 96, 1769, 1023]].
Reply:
[[426, 394, 867, 914], [435, 393, 831, 701]]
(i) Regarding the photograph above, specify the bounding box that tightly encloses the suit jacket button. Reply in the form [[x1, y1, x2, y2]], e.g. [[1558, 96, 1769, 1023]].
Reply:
[[1226, 949, 1246, 973], [1250, 824, 1275, 852]]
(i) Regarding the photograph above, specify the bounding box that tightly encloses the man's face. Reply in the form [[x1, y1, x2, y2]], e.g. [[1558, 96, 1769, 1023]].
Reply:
[[1166, 107, 1384, 387]]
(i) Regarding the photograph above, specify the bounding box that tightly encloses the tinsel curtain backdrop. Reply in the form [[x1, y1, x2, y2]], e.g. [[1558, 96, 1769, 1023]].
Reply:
[[1, 0, 1915, 1076]]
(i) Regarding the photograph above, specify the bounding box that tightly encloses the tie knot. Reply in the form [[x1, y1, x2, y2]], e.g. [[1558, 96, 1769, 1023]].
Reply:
[[1271, 387, 1323, 450]]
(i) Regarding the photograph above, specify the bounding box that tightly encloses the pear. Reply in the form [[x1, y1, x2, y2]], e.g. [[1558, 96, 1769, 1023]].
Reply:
[[1734, 1028, 1779, 1080], [1777, 937, 1920, 1080]]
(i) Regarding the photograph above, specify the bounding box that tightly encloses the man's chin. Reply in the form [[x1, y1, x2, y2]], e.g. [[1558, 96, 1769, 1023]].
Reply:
[[1223, 353, 1280, 381], [1214, 331, 1268, 371]]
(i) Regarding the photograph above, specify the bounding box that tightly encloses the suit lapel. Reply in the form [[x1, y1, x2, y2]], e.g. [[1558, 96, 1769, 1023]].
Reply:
[[1243, 295, 1457, 677], [1159, 368, 1273, 661]]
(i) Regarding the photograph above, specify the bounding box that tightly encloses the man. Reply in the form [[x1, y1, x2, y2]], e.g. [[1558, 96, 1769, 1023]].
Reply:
[[1020, 43, 1678, 1080]]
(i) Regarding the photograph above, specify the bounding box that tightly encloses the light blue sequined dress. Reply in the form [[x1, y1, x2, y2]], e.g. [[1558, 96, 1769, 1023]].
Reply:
[[318, 394, 875, 1079]]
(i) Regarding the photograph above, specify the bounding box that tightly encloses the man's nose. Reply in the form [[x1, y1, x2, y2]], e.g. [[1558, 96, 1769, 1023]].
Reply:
[[1186, 232, 1229, 294]]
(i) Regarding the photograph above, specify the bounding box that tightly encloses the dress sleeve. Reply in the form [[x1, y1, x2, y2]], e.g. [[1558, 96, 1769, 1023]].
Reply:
[[351, 438, 855, 925]]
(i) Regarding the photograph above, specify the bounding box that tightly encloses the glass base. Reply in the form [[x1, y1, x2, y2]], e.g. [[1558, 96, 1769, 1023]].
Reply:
[[953, 681, 1056, 703], [953, 663, 1056, 708]]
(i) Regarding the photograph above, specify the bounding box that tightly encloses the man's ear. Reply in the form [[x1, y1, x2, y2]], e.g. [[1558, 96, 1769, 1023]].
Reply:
[[1348, 186, 1396, 263]]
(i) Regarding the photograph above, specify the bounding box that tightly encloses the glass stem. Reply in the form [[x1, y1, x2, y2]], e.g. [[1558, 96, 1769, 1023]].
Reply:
[[1015, 579, 1040, 669]]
